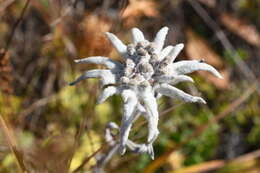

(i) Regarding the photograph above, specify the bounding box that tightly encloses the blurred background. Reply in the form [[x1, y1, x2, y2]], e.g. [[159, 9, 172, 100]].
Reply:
[[0, 0, 260, 172]]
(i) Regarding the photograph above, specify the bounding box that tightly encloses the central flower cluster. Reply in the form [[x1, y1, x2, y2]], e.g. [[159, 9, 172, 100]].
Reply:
[[122, 38, 180, 87], [122, 42, 156, 86], [70, 27, 222, 159]]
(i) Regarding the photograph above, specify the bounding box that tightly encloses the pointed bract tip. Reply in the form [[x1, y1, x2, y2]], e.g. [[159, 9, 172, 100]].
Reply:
[[199, 98, 207, 104], [107, 122, 119, 129], [218, 74, 224, 79], [150, 154, 154, 160], [132, 27, 139, 31], [181, 75, 195, 83], [131, 27, 144, 35], [189, 78, 195, 83], [214, 71, 223, 79], [161, 26, 169, 31], [74, 59, 80, 63], [176, 43, 184, 49], [105, 32, 112, 38], [147, 144, 155, 160], [119, 145, 126, 155]]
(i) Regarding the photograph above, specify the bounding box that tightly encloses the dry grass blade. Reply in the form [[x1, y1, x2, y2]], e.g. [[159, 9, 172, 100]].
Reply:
[[119, 0, 129, 16], [170, 160, 225, 173], [142, 83, 256, 173], [50, 6, 72, 27], [160, 103, 184, 117], [169, 149, 260, 173], [0, 0, 30, 61], [215, 149, 260, 173], [219, 161, 260, 173], [19, 94, 58, 124], [68, 90, 98, 172], [0, 115, 29, 173], [220, 13, 260, 47], [68, 114, 89, 171], [72, 145, 106, 173]]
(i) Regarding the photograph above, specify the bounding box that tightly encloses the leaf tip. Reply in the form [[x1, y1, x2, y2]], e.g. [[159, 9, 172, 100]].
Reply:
[[218, 74, 224, 79], [74, 59, 80, 63], [177, 43, 184, 49]]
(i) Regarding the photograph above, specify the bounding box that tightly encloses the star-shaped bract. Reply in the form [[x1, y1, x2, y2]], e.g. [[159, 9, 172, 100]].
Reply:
[[70, 27, 222, 159]]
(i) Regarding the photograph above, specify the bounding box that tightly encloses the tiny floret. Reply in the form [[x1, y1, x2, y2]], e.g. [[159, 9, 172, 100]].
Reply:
[[70, 27, 222, 159]]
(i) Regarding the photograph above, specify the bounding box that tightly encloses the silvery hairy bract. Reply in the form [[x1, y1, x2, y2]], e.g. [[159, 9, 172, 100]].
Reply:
[[70, 26, 223, 159]]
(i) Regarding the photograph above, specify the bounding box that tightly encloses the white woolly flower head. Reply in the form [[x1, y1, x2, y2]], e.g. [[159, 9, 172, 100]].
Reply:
[[70, 26, 222, 159]]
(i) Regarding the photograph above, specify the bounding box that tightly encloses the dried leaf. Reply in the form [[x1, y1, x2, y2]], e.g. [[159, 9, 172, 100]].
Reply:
[[122, 0, 159, 27], [122, 0, 158, 18], [220, 13, 260, 47], [0, 50, 13, 94], [197, 0, 216, 8], [185, 29, 230, 89], [186, 29, 222, 67], [78, 15, 113, 57]]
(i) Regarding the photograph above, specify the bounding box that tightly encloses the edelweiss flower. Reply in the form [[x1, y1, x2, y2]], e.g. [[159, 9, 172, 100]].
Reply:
[[70, 27, 222, 159]]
